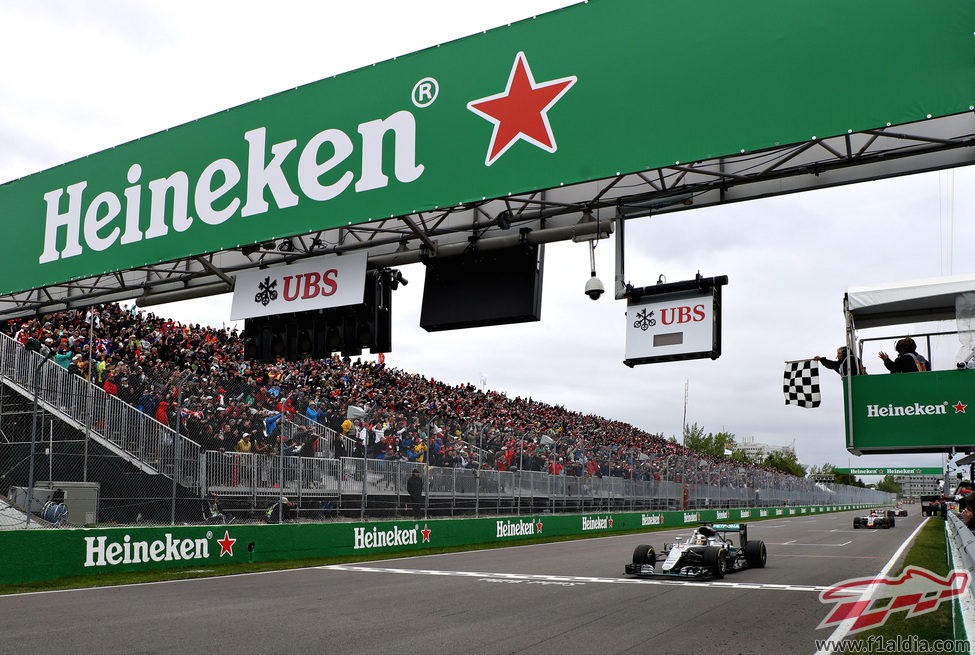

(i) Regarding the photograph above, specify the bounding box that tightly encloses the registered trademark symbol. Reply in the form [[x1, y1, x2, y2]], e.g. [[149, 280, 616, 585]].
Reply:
[[206, 531, 213, 539], [412, 77, 439, 108]]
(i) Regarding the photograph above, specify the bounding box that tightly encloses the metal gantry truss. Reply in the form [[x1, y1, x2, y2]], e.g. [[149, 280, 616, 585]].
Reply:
[[2, 112, 974, 320]]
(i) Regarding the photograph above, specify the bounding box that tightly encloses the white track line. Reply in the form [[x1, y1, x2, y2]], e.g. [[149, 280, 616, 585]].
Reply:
[[775, 541, 851, 547], [322, 564, 830, 593], [811, 517, 928, 655]]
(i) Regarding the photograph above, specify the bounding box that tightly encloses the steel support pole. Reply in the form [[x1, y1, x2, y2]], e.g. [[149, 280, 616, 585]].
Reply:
[[25, 349, 55, 528], [172, 372, 193, 526], [83, 308, 96, 482]]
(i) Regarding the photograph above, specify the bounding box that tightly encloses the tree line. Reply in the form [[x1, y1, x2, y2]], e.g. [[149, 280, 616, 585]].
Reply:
[[676, 422, 902, 493]]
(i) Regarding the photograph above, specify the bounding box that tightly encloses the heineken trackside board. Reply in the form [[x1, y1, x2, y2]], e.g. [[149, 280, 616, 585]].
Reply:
[[844, 371, 975, 453], [2, 0, 973, 295]]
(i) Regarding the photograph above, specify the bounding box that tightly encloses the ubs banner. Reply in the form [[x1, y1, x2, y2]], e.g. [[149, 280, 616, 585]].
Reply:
[[230, 252, 367, 320], [845, 370, 975, 453], [624, 275, 726, 366]]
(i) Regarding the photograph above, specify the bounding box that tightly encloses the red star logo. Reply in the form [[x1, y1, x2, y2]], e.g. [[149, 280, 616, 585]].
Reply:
[[467, 51, 577, 166], [217, 530, 236, 557], [421, 524, 432, 543], [536, 520, 543, 533], [954, 400, 968, 414], [608, 517, 613, 528]]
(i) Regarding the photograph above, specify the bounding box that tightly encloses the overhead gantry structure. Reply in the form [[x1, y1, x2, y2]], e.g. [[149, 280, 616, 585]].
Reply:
[[1, 0, 972, 319]]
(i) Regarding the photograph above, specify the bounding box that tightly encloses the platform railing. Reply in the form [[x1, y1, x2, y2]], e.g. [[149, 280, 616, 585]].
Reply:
[[0, 331, 200, 489]]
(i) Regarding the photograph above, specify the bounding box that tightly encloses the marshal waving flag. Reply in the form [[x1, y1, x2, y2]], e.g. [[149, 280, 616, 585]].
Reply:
[[784, 360, 821, 408]]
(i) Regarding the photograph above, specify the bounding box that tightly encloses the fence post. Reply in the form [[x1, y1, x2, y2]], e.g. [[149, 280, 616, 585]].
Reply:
[[172, 371, 193, 526], [25, 349, 56, 528]]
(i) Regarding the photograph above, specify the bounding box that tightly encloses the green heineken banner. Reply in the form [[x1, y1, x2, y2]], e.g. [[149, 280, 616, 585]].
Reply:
[[1, 0, 973, 295], [844, 370, 975, 453], [0, 504, 876, 585], [834, 467, 944, 476]]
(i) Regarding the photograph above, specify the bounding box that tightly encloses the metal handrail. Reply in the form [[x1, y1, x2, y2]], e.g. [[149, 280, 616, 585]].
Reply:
[[0, 331, 201, 488], [947, 511, 975, 592]]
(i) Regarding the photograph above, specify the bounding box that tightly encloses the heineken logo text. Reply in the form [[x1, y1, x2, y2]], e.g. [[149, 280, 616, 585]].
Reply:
[[39, 111, 424, 264], [641, 514, 664, 526], [582, 516, 610, 531], [84, 533, 209, 567], [496, 519, 536, 538], [353, 525, 420, 550], [866, 402, 948, 417]]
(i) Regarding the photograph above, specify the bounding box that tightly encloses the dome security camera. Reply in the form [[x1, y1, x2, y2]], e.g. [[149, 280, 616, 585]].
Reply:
[[584, 275, 605, 300]]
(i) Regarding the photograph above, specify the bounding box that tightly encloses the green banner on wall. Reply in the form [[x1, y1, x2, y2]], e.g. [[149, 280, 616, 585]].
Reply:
[[0, 504, 876, 585], [1, 0, 973, 294], [844, 370, 975, 453], [834, 467, 944, 476]]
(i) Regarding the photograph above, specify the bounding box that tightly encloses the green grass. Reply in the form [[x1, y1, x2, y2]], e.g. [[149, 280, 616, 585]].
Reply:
[[849, 518, 965, 653]]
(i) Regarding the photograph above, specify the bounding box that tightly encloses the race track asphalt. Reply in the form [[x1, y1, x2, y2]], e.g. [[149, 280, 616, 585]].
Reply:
[[0, 508, 927, 655]]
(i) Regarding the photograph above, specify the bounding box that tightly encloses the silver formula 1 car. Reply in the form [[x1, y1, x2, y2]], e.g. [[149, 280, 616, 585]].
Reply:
[[625, 522, 767, 580]]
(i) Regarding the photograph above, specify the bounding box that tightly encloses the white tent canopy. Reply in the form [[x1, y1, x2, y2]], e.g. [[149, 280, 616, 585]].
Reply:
[[845, 274, 975, 329]]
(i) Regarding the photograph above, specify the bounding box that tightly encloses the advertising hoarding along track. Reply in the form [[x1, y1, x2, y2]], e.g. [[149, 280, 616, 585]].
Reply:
[[1, 0, 974, 299], [833, 467, 944, 476], [0, 504, 877, 585]]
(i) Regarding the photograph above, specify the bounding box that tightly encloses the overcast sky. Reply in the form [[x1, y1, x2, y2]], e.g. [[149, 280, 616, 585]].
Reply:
[[2, 1, 971, 476]]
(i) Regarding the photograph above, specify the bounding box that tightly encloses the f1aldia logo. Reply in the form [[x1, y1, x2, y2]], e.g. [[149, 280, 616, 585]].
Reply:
[[818, 566, 968, 635], [467, 52, 577, 166]]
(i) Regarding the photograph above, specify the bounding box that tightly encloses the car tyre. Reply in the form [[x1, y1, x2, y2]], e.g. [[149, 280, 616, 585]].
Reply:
[[632, 544, 656, 566], [702, 546, 726, 579], [744, 540, 767, 568], [888, 517, 895, 528]]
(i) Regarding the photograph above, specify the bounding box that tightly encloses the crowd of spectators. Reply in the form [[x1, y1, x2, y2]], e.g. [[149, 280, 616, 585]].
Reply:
[[2, 303, 807, 492]]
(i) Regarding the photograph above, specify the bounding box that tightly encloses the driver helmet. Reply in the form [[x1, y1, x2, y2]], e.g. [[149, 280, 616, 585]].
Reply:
[[694, 533, 708, 545]]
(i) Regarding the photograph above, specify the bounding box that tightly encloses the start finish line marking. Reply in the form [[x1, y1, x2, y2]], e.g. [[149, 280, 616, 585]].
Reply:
[[322, 565, 830, 593]]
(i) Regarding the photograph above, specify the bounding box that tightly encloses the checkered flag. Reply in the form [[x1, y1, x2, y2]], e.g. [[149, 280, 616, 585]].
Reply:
[[783, 360, 821, 408]]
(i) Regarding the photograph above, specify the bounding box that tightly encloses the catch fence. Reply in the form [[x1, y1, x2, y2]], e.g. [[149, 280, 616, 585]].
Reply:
[[0, 331, 894, 528]]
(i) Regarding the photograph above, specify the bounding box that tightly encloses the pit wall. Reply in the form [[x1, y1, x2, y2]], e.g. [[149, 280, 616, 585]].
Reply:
[[0, 503, 878, 585]]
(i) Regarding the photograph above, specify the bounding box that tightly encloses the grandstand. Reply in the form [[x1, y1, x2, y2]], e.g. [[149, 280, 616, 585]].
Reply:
[[0, 303, 888, 525]]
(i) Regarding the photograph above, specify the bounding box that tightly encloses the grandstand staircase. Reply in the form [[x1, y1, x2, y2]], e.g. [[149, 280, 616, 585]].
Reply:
[[0, 331, 198, 486]]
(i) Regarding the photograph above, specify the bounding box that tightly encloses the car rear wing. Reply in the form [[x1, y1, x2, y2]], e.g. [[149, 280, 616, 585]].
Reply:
[[700, 521, 749, 542]]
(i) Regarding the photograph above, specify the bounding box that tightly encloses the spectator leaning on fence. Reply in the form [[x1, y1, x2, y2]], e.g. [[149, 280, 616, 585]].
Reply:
[[961, 493, 975, 531]]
